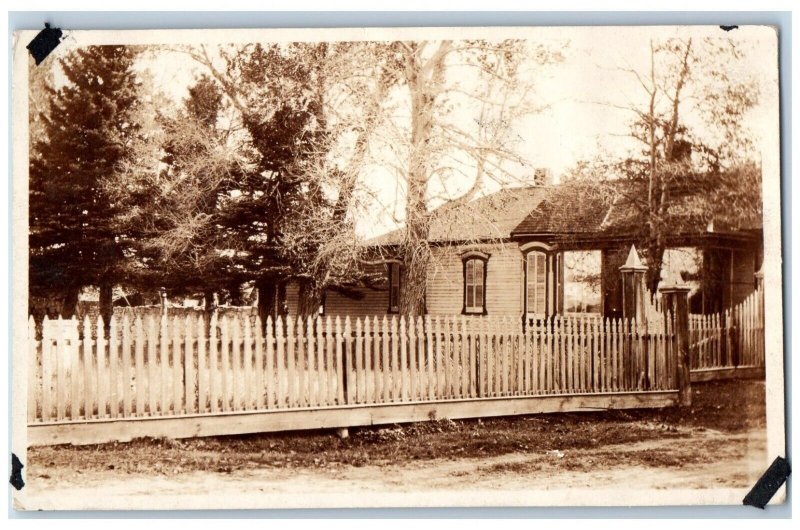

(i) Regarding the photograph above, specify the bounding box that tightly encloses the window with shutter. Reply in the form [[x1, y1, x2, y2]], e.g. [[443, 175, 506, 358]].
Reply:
[[388, 262, 400, 313], [463, 257, 487, 314], [526, 251, 548, 315]]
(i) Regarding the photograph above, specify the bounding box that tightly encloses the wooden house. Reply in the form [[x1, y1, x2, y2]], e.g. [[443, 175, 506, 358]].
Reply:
[[285, 180, 763, 321]]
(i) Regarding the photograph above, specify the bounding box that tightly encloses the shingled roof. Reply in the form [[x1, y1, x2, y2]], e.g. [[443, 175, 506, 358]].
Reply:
[[366, 186, 551, 246], [510, 181, 615, 237], [367, 176, 762, 247], [599, 179, 763, 236]]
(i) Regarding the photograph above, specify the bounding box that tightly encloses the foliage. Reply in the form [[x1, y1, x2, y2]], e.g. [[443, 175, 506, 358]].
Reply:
[[580, 36, 762, 290], [108, 74, 245, 301], [29, 45, 144, 317]]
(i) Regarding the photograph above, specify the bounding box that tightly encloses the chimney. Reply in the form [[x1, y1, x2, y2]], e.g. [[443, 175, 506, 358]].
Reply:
[[532, 168, 552, 186]]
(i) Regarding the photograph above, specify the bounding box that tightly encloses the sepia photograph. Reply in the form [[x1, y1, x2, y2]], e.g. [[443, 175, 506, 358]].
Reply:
[[10, 23, 784, 510]]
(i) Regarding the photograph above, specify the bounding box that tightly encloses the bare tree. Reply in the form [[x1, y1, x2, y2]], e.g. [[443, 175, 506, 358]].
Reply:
[[600, 36, 761, 290], [355, 40, 564, 315]]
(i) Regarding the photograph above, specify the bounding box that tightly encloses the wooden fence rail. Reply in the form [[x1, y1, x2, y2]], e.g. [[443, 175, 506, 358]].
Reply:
[[28, 313, 677, 424]]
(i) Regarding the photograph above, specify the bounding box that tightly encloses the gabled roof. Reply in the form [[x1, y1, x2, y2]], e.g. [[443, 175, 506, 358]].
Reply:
[[510, 181, 614, 237], [366, 186, 551, 246], [598, 178, 763, 237], [510, 177, 763, 240], [367, 176, 762, 248]]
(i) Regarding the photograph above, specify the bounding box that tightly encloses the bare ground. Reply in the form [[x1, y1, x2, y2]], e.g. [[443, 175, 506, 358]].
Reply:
[[21, 379, 767, 509]]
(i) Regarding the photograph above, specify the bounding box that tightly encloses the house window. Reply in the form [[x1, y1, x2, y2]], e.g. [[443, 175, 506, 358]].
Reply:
[[388, 262, 400, 313], [563, 250, 602, 314], [463, 258, 487, 314], [526, 251, 548, 315]]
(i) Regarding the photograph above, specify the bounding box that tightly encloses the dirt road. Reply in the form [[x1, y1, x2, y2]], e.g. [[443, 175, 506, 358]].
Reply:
[[19, 380, 767, 509], [20, 427, 765, 510]]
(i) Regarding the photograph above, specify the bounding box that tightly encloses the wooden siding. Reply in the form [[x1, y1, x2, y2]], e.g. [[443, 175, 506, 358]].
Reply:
[[286, 282, 390, 318], [286, 242, 524, 318], [731, 247, 757, 306], [425, 242, 523, 316]]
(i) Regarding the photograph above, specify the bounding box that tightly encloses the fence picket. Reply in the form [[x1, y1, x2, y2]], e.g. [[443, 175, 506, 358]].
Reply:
[[185, 315, 196, 413], [335, 317, 344, 405], [29, 317, 39, 422], [389, 316, 398, 401], [407, 317, 416, 401], [501, 318, 509, 396], [315, 317, 325, 405], [109, 316, 119, 419], [298, 316, 307, 407], [381, 316, 390, 403], [286, 317, 296, 408], [209, 314, 219, 413], [82, 316, 93, 419], [172, 314, 183, 414], [364, 317, 374, 404], [231, 315, 241, 410], [400, 316, 408, 401], [220, 316, 230, 412], [198, 315, 208, 413], [95, 317, 106, 419], [159, 315, 169, 414], [485, 320, 495, 397], [275, 316, 286, 408], [244, 316, 254, 410], [147, 316, 157, 415], [121, 315, 133, 418], [307, 317, 316, 407], [68, 319, 80, 420], [265, 317, 274, 408], [516, 322, 524, 396], [425, 316, 434, 400], [354, 317, 363, 404], [324, 316, 334, 405], [344, 316, 353, 405], [135, 316, 145, 416], [364, 317, 372, 403]]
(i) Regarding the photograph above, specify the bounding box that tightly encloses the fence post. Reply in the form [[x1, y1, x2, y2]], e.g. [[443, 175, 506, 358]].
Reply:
[[659, 274, 691, 407], [619, 245, 648, 323], [619, 245, 648, 388]]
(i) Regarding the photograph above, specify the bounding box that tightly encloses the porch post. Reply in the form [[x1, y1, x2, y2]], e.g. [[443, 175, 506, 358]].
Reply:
[[659, 272, 691, 407]]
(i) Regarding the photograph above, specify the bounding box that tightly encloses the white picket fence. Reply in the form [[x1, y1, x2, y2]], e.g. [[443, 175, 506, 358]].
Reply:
[[28, 313, 678, 424], [689, 287, 765, 370]]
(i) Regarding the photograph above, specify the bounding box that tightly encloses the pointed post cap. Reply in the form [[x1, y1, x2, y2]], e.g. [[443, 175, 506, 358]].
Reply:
[[619, 244, 648, 273]]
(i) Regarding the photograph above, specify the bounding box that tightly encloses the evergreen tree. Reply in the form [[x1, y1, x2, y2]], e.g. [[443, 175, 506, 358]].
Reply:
[[208, 43, 332, 320], [29, 45, 142, 319], [110, 74, 238, 307]]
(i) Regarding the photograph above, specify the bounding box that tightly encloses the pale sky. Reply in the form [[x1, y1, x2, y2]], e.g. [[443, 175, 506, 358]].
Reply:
[[49, 26, 779, 238]]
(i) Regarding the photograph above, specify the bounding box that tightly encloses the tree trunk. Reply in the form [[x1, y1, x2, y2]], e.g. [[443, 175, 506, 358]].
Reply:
[[297, 280, 323, 320], [397, 42, 450, 316], [227, 281, 243, 306], [60, 286, 80, 318], [99, 281, 113, 329], [203, 289, 216, 335], [297, 281, 323, 319], [646, 242, 665, 294], [256, 277, 287, 325]]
